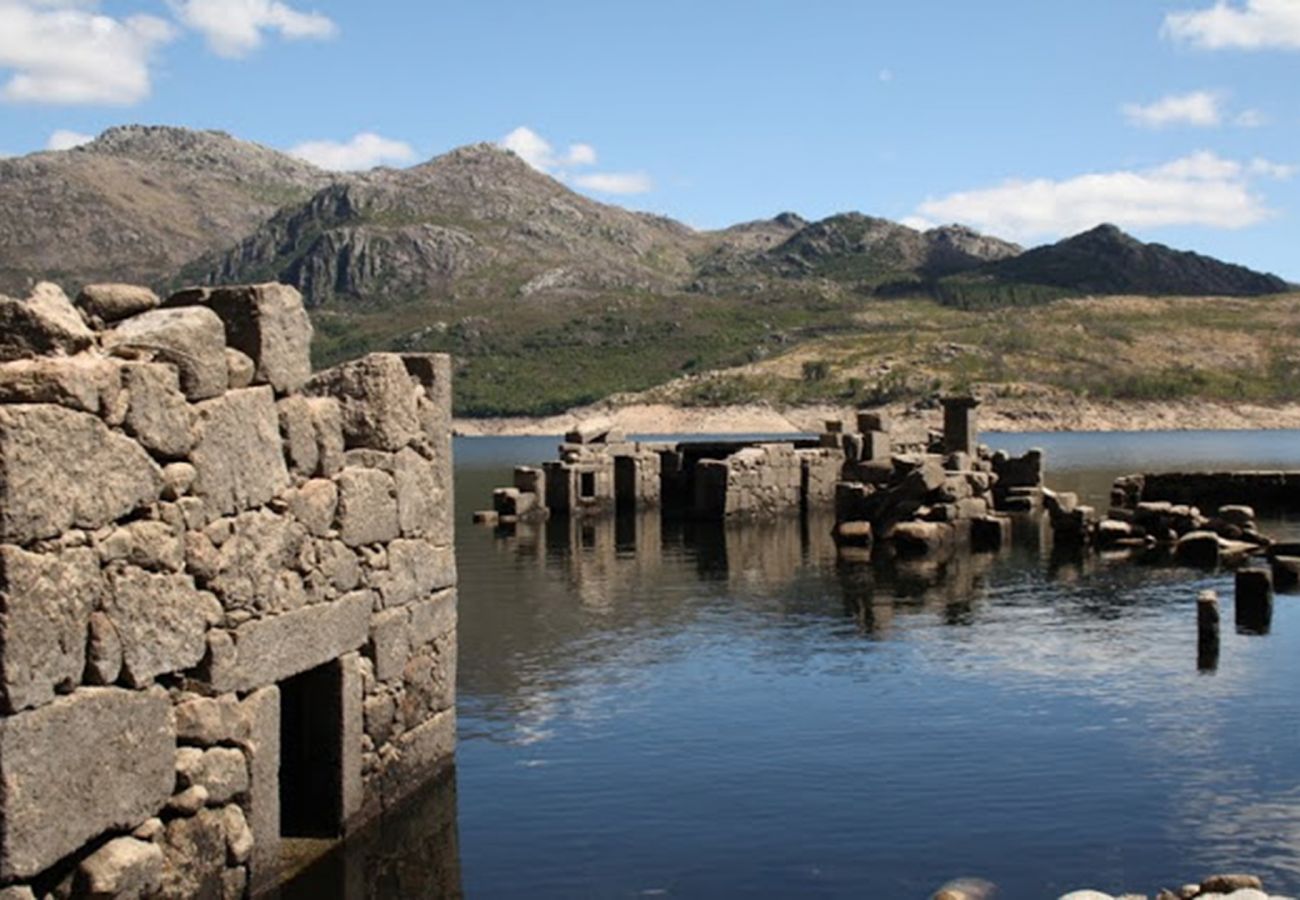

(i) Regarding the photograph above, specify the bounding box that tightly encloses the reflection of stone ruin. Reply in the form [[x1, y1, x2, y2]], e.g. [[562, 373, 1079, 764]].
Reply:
[[0, 283, 456, 898], [479, 398, 1046, 560]]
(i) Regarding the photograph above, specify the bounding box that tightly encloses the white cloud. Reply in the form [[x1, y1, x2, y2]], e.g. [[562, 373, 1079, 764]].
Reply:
[[46, 128, 92, 149], [1122, 90, 1223, 128], [0, 1, 175, 104], [498, 125, 654, 195], [900, 215, 935, 231], [571, 171, 653, 195], [911, 151, 1289, 242], [1163, 0, 1300, 50], [169, 0, 337, 58], [287, 132, 416, 171]]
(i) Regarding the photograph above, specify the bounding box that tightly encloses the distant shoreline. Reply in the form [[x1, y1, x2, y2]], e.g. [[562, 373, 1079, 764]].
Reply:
[[453, 397, 1300, 438]]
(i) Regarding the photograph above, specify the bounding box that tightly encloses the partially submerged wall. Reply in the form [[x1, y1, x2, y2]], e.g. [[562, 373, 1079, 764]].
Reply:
[[0, 282, 456, 898]]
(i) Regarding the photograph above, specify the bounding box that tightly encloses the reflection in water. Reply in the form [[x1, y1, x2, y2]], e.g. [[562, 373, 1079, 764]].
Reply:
[[291, 431, 1300, 899], [277, 767, 461, 899]]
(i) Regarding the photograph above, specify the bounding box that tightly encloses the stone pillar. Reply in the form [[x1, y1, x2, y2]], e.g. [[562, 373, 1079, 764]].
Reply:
[[1235, 567, 1273, 634], [941, 396, 979, 457], [1197, 589, 1220, 672]]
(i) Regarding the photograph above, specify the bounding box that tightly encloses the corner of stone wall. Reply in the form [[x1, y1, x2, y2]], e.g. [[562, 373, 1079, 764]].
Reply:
[[0, 281, 457, 899]]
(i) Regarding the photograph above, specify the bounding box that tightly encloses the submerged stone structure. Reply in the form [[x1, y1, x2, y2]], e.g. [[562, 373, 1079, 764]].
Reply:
[[0, 282, 456, 898], [478, 397, 1046, 560]]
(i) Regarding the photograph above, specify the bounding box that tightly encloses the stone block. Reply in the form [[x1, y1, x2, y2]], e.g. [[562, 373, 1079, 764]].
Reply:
[[220, 803, 253, 865], [0, 283, 95, 362], [395, 446, 449, 540], [340, 652, 364, 826], [77, 835, 164, 898], [240, 686, 280, 882], [308, 397, 345, 477], [408, 589, 456, 650], [375, 540, 455, 608], [155, 808, 227, 900], [0, 356, 122, 415], [277, 395, 319, 477], [176, 746, 249, 805], [369, 607, 411, 682], [862, 430, 891, 462], [103, 566, 221, 687], [856, 410, 891, 433], [116, 361, 194, 459], [188, 509, 308, 615], [0, 687, 174, 880], [314, 538, 361, 593], [288, 478, 338, 538], [190, 387, 291, 517], [306, 354, 420, 451], [378, 708, 456, 810], [104, 307, 227, 401], [207, 590, 372, 693], [97, 519, 185, 573], [171, 283, 313, 395], [0, 545, 101, 712], [0, 404, 161, 543], [335, 466, 400, 548], [225, 347, 255, 389], [76, 283, 160, 323], [85, 610, 123, 686], [175, 694, 250, 746], [514, 466, 543, 494]]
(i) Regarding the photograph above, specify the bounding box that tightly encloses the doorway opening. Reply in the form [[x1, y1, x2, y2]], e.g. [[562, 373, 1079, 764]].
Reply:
[[280, 660, 343, 838]]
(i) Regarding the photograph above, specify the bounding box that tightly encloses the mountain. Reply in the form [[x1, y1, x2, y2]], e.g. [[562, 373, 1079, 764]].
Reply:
[[191, 143, 706, 307], [0, 125, 1293, 415], [0, 125, 330, 294], [936, 224, 1291, 307]]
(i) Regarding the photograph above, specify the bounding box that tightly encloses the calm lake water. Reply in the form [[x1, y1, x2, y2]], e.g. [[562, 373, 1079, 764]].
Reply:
[[290, 430, 1300, 899]]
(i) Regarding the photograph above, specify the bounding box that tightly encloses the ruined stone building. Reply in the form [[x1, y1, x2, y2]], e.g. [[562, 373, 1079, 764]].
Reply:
[[0, 282, 457, 898]]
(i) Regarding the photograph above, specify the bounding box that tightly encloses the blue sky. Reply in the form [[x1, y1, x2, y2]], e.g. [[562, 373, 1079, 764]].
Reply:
[[1, 0, 1298, 278]]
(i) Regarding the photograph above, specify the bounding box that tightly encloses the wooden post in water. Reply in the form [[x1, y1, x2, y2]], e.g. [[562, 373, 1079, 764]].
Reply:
[[1235, 567, 1274, 635], [1197, 589, 1220, 672]]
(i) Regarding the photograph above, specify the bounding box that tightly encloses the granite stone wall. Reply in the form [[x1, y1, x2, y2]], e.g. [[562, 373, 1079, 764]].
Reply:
[[0, 281, 456, 899]]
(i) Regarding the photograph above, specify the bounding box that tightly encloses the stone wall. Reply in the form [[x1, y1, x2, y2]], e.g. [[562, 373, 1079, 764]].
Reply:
[[0, 281, 456, 899]]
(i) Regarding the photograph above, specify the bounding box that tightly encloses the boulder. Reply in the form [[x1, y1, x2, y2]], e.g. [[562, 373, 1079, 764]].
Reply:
[[0, 404, 162, 543], [225, 347, 255, 389], [104, 307, 227, 401], [834, 520, 874, 547], [306, 354, 420, 451], [76, 284, 160, 323], [890, 521, 954, 556], [169, 283, 312, 395], [102, 567, 221, 687], [277, 395, 319, 476], [0, 356, 122, 414], [77, 835, 164, 898], [120, 361, 193, 458], [0, 687, 174, 881], [190, 387, 291, 517], [395, 446, 449, 540], [97, 519, 185, 573], [85, 610, 124, 686], [0, 283, 95, 361], [288, 478, 338, 537], [374, 539, 456, 607], [174, 694, 250, 746], [1201, 875, 1264, 894], [0, 545, 101, 712]]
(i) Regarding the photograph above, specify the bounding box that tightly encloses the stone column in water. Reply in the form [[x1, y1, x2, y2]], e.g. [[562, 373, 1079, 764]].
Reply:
[[941, 395, 980, 456], [1235, 567, 1274, 634]]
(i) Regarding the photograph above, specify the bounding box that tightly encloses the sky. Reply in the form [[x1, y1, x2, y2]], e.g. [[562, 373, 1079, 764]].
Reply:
[[1, 0, 1298, 278]]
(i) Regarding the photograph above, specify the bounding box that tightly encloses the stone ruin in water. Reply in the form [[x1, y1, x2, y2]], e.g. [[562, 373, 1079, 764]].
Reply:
[[478, 397, 1048, 560], [0, 282, 456, 898]]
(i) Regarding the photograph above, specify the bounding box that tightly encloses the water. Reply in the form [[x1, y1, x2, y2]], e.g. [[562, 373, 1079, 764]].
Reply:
[[292, 430, 1300, 899]]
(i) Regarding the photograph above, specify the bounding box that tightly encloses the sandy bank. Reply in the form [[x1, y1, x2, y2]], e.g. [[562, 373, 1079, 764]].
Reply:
[[453, 397, 1300, 438]]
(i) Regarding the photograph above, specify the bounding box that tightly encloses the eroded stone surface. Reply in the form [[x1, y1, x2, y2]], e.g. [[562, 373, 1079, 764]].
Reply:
[[103, 566, 221, 687], [172, 283, 312, 395], [336, 466, 399, 548], [0, 545, 101, 712], [0, 404, 161, 543], [121, 361, 194, 459], [306, 354, 419, 451], [0, 356, 121, 414], [104, 306, 228, 401], [77, 283, 160, 323], [0, 283, 95, 361], [190, 387, 290, 517], [0, 687, 174, 880], [78, 835, 164, 898]]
